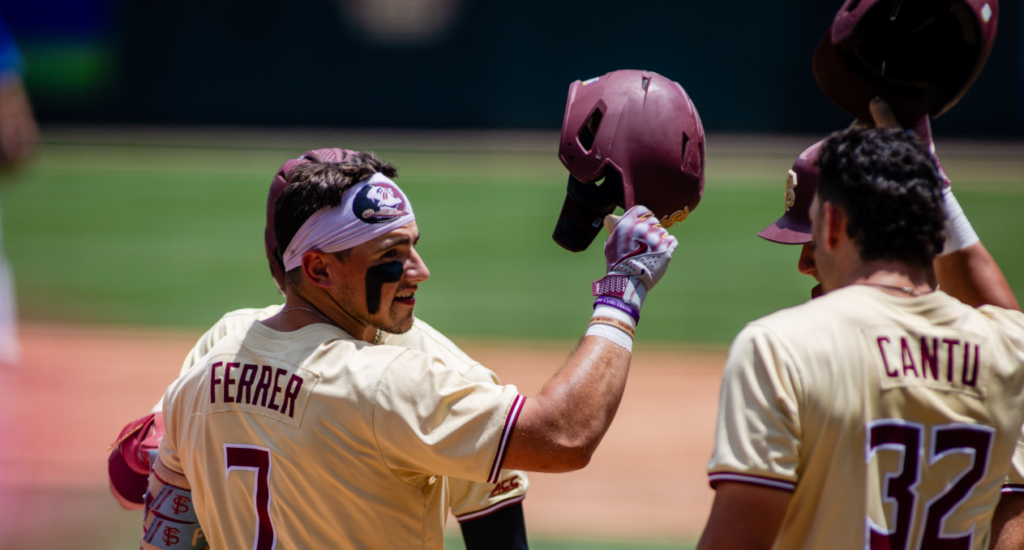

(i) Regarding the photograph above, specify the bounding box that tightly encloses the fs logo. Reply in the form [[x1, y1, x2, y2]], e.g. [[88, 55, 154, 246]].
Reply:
[[489, 475, 521, 497], [161, 526, 181, 547], [353, 181, 409, 224], [171, 495, 192, 515]]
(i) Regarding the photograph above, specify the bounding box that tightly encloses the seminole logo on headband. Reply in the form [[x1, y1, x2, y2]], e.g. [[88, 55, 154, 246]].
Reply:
[[353, 181, 410, 224]]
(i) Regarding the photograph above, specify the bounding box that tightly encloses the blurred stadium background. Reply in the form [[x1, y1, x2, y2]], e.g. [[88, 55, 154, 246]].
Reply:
[[0, 0, 1021, 548]]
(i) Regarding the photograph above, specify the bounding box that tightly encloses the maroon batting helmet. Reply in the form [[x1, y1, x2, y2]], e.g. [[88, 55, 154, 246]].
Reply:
[[553, 69, 705, 252], [265, 148, 360, 291], [814, 0, 999, 127], [758, 141, 823, 245]]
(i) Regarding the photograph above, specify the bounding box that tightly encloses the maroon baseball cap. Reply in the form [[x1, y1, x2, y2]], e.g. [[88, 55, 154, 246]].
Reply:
[[265, 148, 359, 289], [758, 141, 823, 245], [814, 0, 999, 127], [554, 69, 705, 252]]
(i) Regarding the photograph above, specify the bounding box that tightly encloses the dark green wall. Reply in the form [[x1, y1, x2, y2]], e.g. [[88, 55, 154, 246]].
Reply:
[[10, 0, 1024, 136]]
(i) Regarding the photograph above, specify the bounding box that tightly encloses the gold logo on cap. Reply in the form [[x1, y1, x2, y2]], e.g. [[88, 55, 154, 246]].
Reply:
[[784, 170, 798, 211], [659, 207, 689, 228]]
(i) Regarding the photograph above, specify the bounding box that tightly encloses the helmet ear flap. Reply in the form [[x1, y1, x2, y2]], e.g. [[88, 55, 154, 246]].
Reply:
[[552, 169, 625, 252]]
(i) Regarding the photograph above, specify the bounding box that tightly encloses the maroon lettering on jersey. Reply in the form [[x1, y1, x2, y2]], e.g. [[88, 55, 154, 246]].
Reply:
[[920, 337, 939, 380], [281, 375, 303, 418], [962, 343, 979, 387], [488, 475, 521, 497], [210, 362, 223, 404], [238, 364, 258, 404], [877, 337, 898, 377], [900, 337, 919, 378], [223, 362, 239, 403], [267, 368, 287, 412], [943, 338, 960, 382], [252, 365, 274, 407], [870, 330, 984, 395]]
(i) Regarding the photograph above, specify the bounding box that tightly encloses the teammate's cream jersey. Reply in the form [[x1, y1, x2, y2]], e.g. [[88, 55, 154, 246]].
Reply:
[[158, 319, 525, 549], [708, 286, 1024, 550], [166, 304, 529, 520]]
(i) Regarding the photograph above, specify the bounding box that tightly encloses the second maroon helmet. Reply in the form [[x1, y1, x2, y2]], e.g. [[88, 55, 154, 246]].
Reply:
[[553, 70, 705, 252], [265, 148, 360, 290], [814, 0, 999, 127], [758, 141, 823, 245]]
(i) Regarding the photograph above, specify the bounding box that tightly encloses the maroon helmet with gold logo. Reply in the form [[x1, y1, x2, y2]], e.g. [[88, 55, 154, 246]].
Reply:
[[553, 69, 705, 252], [814, 0, 999, 127], [759, 141, 823, 245]]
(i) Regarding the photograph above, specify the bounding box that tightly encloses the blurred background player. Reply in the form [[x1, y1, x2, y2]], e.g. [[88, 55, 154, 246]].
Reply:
[[0, 10, 38, 366], [698, 126, 1024, 550], [110, 149, 531, 549], [140, 152, 678, 549]]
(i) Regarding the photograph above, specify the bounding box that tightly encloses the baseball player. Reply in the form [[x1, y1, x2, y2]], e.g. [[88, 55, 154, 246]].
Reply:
[[0, 11, 38, 367], [109, 149, 531, 548], [139, 151, 678, 549], [697, 127, 1024, 550], [759, 97, 1019, 312]]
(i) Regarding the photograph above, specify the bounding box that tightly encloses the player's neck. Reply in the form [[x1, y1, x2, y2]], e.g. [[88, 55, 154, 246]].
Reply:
[[839, 260, 932, 297]]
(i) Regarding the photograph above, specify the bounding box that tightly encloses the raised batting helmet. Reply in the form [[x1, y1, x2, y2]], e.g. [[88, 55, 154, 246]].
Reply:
[[758, 141, 823, 245], [814, 0, 999, 127], [265, 148, 359, 290], [553, 69, 705, 252]]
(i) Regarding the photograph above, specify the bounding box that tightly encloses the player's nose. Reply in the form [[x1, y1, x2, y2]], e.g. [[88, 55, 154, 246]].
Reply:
[[405, 247, 429, 284], [797, 243, 817, 279]]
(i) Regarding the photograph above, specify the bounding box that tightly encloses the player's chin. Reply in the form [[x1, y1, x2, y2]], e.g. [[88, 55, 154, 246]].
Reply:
[[383, 303, 416, 334]]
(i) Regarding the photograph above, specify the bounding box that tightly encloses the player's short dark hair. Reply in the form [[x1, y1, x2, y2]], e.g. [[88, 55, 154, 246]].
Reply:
[[275, 152, 398, 283], [816, 127, 945, 268]]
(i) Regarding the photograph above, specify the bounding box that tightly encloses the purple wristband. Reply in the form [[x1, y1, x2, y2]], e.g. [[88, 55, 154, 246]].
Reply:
[[593, 296, 640, 323]]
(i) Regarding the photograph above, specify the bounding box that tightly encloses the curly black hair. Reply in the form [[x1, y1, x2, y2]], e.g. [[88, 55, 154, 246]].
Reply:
[[274, 151, 398, 279], [816, 127, 945, 268]]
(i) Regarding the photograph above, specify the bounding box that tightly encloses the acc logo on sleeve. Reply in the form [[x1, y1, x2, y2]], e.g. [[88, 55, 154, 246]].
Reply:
[[353, 181, 410, 224]]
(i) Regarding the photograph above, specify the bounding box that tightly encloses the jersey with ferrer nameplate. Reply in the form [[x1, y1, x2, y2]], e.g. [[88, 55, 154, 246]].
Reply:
[[157, 319, 525, 550], [708, 285, 1024, 550]]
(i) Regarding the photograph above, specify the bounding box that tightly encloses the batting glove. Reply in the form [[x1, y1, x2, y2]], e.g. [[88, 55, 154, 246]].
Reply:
[[592, 205, 678, 314]]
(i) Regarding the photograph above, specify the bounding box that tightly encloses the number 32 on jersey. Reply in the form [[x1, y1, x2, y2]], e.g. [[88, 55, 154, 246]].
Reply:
[[867, 420, 994, 550]]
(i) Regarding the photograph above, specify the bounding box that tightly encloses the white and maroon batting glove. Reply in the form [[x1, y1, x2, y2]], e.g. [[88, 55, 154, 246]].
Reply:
[[907, 117, 951, 187], [592, 206, 678, 313]]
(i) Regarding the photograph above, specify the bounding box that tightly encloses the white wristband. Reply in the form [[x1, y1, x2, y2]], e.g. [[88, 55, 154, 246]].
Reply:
[[941, 187, 979, 255], [585, 305, 637, 352]]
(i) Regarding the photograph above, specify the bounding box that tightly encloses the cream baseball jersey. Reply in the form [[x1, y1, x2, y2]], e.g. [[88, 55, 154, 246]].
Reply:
[[385, 319, 530, 520], [166, 305, 530, 520], [157, 320, 525, 549], [708, 286, 1024, 550]]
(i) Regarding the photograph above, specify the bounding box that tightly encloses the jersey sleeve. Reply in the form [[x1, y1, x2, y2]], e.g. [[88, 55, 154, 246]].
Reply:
[[0, 14, 24, 77], [707, 323, 803, 492], [1002, 430, 1024, 494], [383, 317, 530, 517], [447, 363, 529, 521], [372, 350, 525, 485]]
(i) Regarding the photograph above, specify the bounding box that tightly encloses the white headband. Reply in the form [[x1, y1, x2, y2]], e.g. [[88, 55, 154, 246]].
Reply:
[[282, 172, 415, 271]]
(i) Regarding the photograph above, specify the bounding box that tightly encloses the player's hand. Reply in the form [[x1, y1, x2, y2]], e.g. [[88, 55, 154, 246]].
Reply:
[[853, 98, 950, 187], [592, 205, 677, 311]]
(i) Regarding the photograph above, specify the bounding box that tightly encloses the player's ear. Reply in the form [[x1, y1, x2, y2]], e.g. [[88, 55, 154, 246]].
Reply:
[[823, 201, 846, 250], [301, 251, 334, 288]]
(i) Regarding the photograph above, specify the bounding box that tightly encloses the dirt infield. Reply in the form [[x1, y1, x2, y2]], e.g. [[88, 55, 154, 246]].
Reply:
[[0, 324, 726, 545]]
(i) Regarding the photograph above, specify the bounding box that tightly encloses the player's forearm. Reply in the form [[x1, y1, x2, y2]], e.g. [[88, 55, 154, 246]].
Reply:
[[934, 242, 1020, 311], [503, 335, 630, 472]]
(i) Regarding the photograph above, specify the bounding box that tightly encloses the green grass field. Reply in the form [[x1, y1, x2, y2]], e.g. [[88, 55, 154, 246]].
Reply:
[[2, 135, 1022, 344]]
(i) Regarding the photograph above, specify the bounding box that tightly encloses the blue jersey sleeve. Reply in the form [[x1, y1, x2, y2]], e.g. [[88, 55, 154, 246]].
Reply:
[[0, 12, 24, 76]]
